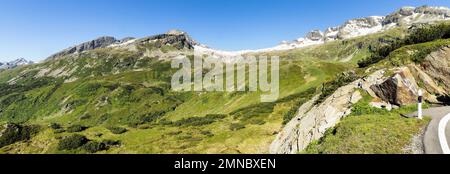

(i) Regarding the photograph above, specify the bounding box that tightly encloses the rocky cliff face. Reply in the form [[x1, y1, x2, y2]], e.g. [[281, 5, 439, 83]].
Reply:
[[137, 30, 197, 50], [369, 46, 450, 106], [385, 6, 450, 25], [270, 70, 386, 154], [0, 123, 39, 148], [47, 36, 119, 60], [370, 67, 420, 106]]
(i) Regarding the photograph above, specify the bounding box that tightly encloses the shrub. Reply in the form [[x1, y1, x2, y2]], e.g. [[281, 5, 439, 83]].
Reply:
[[229, 123, 245, 131], [53, 129, 66, 134], [79, 114, 91, 120], [49, 123, 62, 130], [250, 119, 266, 125], [358, 23, 450, 68], [77, 83, 102, 96], [0, 123, 40, 148], [140, 111, 166, 123], [101, 139, 121, 147], [66, 125, 88, 133], [200, 131, 214, 137], [169, 114, 226, 127], [107, 126, 127, 134], [57, 134, 89, 150], [82, 141, 107, 153], [316, 71, 359, 104]]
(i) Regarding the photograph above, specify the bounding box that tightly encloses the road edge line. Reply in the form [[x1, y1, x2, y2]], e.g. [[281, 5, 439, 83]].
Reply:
[[438, 113, 450, 154]]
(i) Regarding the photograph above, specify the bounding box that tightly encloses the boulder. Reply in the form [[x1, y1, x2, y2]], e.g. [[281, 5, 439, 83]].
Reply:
[[370, 67, 419, 106]]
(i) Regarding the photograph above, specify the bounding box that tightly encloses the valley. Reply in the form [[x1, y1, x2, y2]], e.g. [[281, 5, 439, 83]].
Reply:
[[1, 6, 450, 154]]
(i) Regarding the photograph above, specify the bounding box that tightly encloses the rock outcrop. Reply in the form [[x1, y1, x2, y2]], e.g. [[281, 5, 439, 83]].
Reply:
[[270, 70, 385, 154], [47, 36, 119, 60], [370, 67, 420, 106], [137, 30, 197, 50], [384, 6, 450, 25], [419, 45, 450, 92], [46, 30, 197, 60]]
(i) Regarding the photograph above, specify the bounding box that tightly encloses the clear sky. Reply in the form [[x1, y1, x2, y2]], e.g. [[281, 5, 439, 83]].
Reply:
[[1, 0, 450, 62]]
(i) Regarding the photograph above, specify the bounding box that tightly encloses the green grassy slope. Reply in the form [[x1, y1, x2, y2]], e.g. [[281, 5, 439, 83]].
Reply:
[[304, 91, 430, 154]]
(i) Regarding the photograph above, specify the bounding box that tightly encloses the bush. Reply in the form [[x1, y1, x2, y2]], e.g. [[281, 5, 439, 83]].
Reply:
[[283, 100, 304, 125], [0, 123, 40, 148], [230, 103, 275, 121], [168, 114, 226, 127], [140, 111, 166, 123], [168, 131, 183, 135], [66, 125, 88, 133], [77, 83, 102, 96], [200, 131, 214, 137], [229, 123, 245, 131], [316, 71, 359, 104], [250, 119, 266, 125], [53, 129, 66, 134], [101, 139, 121, 147], [107, 126, 128, 134], [82, 141, 107, 153], [57, 134, 89, 150], [79, 114, 91, 120], [49, 123, 62, 130], [358, 23, 450, 68], [137, 124, 151, 129]]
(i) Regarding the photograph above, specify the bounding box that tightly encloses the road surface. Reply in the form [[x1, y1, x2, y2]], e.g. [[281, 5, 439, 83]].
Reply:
[[408, 106, 450, 154]]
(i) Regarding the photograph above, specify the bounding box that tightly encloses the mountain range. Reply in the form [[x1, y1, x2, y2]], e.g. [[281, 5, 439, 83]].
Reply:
[[5, 5, 449, 65]]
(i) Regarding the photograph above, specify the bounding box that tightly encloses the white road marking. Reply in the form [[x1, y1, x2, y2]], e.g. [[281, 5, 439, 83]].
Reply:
[[438, 113, 450, 154]]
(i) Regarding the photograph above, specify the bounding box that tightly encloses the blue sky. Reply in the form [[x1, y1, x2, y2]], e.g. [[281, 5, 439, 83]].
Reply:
[[1, 0, 450, 62]]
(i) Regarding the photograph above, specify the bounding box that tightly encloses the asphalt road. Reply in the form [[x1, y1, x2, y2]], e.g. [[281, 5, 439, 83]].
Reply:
[[408, 106, 450, 154]]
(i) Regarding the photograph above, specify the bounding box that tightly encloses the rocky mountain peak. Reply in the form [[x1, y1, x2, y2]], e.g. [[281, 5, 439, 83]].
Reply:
[[166, 29, 186, 36], [0, 58, 34, 70], [265, 6, 450, 53], [137, 30, 198, 50], [47, 36, 119, 60], [305, 30, 324, 41], [384, 5, 450, 25], [415, 5, 450, 16]]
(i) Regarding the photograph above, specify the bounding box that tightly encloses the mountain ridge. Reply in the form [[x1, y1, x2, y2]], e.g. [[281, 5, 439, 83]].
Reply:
[[0, 58, 34, 70], [39, 5, 450, 61]]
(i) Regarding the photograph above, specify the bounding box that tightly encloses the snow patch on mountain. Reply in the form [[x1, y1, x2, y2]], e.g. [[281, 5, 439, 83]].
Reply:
[[195, 6, 450, 56]]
